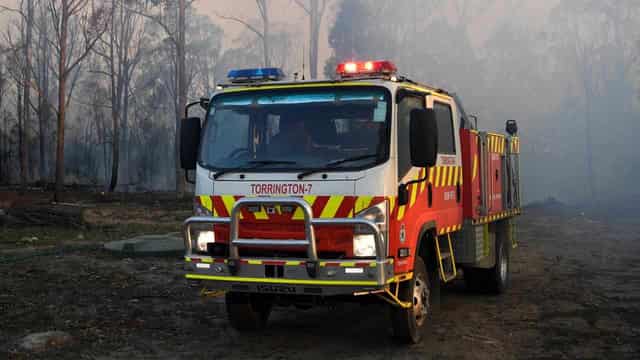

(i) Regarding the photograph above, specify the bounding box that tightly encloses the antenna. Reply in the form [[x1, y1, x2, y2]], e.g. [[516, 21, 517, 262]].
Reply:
[[301, 44, 306, 80]]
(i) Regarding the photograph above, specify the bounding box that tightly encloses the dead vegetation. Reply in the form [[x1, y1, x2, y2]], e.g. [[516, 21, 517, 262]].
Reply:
[[0, 195, 638, 359]]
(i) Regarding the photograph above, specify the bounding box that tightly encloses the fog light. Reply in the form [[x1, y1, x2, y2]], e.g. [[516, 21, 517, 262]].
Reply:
[[196, 231, 215, 252], [353, 234, 376, 257]]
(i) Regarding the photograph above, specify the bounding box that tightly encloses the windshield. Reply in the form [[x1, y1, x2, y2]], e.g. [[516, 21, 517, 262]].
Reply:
[[199, 87, 390, 172]]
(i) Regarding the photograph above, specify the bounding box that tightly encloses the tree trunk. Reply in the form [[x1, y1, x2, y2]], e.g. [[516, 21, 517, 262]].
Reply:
[[309, 0, 319, 79], [38, 4, 50, 183], [122, 72, 130, 190], [175, 0, 186, 197], [54, 4, 69, 202], [108, 1, 119, 192], [584, 100, 596, 203], [17, 70, 23, 187], [22, 0, 34, 188], [262, 4, 270, 67]]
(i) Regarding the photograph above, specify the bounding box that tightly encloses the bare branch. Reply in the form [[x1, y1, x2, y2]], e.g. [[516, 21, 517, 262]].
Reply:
[[214, 12, 264, 38], [292, 0, 310, 14]]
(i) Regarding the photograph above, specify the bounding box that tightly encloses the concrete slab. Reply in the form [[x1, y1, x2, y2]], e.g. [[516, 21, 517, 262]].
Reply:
[[104, 233, 184, 257]]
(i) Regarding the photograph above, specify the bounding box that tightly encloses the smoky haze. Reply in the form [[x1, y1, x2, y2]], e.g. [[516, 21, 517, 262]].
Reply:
[[0, 0, 638, 208], [326, 0, 640, 206]]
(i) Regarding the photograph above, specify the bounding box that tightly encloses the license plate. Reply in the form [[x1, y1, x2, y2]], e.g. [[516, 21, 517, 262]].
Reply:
[[256, 284, 297, 293]]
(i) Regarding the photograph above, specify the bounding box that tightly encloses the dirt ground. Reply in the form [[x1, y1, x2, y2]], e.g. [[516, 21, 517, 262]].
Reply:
[[1, 199, 639, 359]]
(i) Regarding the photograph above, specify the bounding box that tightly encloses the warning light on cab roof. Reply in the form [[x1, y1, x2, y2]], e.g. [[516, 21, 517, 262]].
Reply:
[[336, 60, 397, 78], [227, 67, 285, 83]]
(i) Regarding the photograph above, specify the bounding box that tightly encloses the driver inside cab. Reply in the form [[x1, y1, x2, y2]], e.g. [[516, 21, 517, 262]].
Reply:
[[269, 117, 313, 156]]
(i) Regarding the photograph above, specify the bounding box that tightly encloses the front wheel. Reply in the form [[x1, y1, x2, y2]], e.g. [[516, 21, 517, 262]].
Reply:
[[389, 256, 431, 344], [225, 292, 273, 331]]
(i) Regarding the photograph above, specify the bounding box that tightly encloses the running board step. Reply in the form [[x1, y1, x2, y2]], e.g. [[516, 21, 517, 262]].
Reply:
[[435, 233, 457, 282]]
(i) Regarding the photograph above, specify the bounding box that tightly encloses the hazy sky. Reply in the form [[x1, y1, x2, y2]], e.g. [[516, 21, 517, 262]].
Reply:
[[0, 0, 561, 72], [0, 0, 336, 72], [198, 0, 335, 68]]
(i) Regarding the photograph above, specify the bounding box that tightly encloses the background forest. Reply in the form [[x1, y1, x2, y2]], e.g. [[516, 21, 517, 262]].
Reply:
[[1, 0, 638, 207]]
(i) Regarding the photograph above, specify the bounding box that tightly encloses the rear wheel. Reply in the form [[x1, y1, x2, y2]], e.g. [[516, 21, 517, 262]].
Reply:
[[225, 292, 273, 331], [487, 233, 509, 293], [464, 227, 510, 294], [390, 256, 431, 344]]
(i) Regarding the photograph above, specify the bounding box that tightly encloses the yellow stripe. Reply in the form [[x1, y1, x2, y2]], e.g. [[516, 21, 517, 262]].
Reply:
[[221, 195, 240, 219], [222, 81, 375, 93], [354, 196, 374, 215], [409, 183, 418, 207], [186, 273, 389, 286], [402, 84, 452, 101], [293, 195, 317, 220], [420, 168, 427, 192], [339, 262, 357, 267], [434, 166, 441, 187], [472, 155, 478, 181], [428, 167, 435, 184], [201, 196, 213, 212], [320, 195, 343, 218], [440, 166, 448, 187], [448, 166, 455, 186], [253, 207, 268, 220], [389, 196, 396, 214], [397, 205, 406, 220], [285, 261, 303, 266], [247, 260, 262, 265]]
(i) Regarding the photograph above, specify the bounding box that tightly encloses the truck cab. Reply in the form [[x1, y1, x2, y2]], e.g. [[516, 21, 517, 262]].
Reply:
[[181, 60, 521, 343]]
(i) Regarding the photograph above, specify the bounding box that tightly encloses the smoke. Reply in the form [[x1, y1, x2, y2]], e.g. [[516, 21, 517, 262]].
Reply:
[[327, 0, 640, 206]]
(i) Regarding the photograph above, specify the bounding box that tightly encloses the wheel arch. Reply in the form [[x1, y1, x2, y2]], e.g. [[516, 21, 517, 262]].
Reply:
[[415, 221, 438, 273]]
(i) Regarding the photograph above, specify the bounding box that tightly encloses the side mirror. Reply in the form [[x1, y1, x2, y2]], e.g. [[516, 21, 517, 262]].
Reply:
[[410, 108, 438, 168], [180, 117, 201, 170], [199, 97, 210, 110]]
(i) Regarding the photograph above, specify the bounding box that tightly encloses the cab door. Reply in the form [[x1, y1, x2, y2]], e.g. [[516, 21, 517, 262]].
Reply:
[[426, 95, 464, 232]]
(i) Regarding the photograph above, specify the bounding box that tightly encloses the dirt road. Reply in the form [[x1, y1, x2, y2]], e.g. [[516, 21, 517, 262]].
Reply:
[[1, 206, 639, 359]]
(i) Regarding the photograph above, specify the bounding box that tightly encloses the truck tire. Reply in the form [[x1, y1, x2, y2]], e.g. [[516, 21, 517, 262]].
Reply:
[[225, 292, 273, 331], [487, 233, 509, 294], [463, 233, 509, 294], [390, 256, 431, 344]]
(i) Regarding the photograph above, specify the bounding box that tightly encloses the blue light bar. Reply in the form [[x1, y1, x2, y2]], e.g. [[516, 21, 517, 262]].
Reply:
[[227, 67, 285, 83]]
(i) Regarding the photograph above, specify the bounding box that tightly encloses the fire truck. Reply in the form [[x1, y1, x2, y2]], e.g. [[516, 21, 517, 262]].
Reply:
[[180, 60, 521, 343]]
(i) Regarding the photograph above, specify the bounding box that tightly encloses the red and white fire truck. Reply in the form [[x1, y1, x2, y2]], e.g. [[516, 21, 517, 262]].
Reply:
[[180, 60, 521, 343]]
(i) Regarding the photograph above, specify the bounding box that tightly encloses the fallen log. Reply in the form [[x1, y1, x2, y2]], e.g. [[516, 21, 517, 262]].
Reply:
[[3, 204, 88, 227]]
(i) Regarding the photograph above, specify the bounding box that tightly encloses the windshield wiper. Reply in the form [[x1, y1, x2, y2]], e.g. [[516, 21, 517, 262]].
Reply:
[[213, 160, 297, 180], [297, 154, 378, 180]]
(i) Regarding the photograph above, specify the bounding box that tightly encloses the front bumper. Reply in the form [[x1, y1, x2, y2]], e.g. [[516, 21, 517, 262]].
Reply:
[[185, 256, 395, 296], [184, 197, 393, 296]]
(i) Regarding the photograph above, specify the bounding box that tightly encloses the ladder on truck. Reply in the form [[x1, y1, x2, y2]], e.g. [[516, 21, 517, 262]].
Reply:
[[435, 233, 457, 282]]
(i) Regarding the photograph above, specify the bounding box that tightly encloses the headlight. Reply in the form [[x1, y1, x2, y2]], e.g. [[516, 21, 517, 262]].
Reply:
[[353, 201, 388, 257], [353, 234, 376, 257], [196, 231, 215, 252]]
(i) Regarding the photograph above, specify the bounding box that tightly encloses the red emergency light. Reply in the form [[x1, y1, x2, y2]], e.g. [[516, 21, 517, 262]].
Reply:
[[336, 60, 397, 78]]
